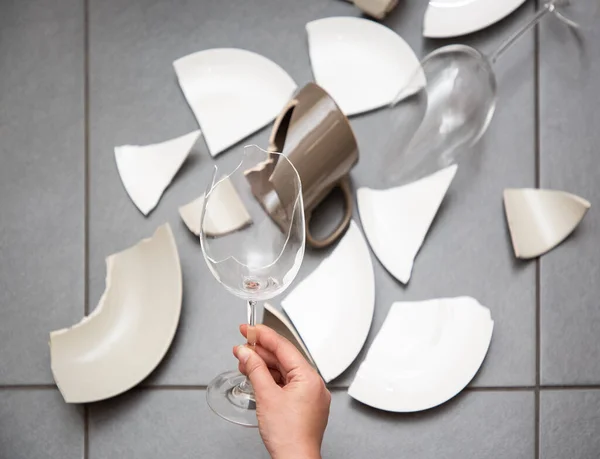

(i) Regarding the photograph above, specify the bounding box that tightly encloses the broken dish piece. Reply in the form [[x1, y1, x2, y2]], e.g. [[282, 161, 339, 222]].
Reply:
[[357, 165, 457, 284], [50, 224, 182, 403], [306, 17, 424, 116], [353, 0, 398, 19], [348, 297, 494, 412], [115, 130, 200, 216], [173, 48, 297, 156], [262, 303, 316, 367], [179, 176, 252, 236], [281, 221, 375, 383], [503, 188, 590, 259], [423, 0, 526, 38]]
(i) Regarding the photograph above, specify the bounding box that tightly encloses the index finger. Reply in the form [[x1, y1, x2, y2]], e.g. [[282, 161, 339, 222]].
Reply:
[[240, 324, 311, 374]]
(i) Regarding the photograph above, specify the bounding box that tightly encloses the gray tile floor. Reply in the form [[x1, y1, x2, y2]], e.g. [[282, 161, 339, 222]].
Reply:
[[0, 0, 599, 457]]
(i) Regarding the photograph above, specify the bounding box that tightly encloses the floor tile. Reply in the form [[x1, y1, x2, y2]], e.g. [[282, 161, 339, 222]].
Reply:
[[87, 0, 365, 386], [541, 389, 600, 459], [88, 389, 269, 459], [0, 390, 83, 459], [539, 2, 600, 384], [89, 0, 536, 388], [0, 0, 84, 384], [326, 390, 534, 459], [88, 389, 533, 458], [329, 1, 537, 387]]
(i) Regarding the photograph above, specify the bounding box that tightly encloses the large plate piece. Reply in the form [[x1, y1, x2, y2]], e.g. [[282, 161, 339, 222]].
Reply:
[[423, 0, 527, 38], [349, 296, 493, 412], [282, 221, 375, 382], [307, 17, 424, 116], [50, 224, 182, 403], [174, 49, 297, 156]]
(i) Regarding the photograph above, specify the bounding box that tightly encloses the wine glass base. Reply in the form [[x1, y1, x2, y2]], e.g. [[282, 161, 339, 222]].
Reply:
[[206, 370, 258, 427]]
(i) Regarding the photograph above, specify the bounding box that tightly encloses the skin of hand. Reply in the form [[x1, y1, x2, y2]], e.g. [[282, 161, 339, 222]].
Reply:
[[233, 324, 331, 459]]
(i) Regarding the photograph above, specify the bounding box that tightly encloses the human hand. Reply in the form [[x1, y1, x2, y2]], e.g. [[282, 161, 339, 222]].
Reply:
[[233, 324, 331, 459]]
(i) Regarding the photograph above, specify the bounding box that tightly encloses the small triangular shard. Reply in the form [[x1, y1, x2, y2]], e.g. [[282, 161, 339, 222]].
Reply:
[[115, 130, 200, 215], [358, 165, 457, 284]]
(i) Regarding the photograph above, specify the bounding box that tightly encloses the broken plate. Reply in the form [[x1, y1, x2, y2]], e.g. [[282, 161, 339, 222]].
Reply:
[[281, 221, 375, 383], [173, 48, 297, 157], [306, 17, 424, 116], [262, 303, 316, 367], [50, 224, 182, 403], [115, 130, 200, 216], [503, 188, 590, 259], [357, 165, 457, 284], [423, 0, 526, 38], [179, 176, 252, 236], [349, 297, 494, 412]]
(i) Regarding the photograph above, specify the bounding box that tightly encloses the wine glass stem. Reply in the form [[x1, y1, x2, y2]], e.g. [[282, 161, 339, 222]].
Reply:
[[246, 299, 257, 346], [490, 2, 554, 64], [237, 299, 258, 395]]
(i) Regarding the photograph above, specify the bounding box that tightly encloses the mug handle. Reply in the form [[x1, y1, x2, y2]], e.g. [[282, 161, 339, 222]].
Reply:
[[306, 176, 353, 249]]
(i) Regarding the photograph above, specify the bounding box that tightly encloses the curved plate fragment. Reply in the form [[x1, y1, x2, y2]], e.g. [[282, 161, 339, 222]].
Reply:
[[357, 165, 457, 284], [179, 176, 252, 236], [174, 48, 297, 156], [423, 0, 526, 38], [306, 17, 424, 116], [349, 297, 494, 412], [262, 303, 316, 367], [503, 188, 590, 259], [50, 224, 182, 403], [281, 221, 375, 382], [115, 130, 200, 215]]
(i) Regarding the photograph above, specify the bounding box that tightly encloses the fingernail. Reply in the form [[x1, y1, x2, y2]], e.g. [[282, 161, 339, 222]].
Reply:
[[237, 345, 252, 364]]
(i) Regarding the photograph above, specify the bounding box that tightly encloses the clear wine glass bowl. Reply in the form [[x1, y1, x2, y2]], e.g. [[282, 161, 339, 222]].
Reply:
[[200, 144, 305, 426], [381, 0, 582, 188], [382, 44, 497, 187]]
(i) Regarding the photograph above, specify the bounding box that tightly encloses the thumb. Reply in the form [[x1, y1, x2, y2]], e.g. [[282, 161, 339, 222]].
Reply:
[[236, 346, 279, 396]]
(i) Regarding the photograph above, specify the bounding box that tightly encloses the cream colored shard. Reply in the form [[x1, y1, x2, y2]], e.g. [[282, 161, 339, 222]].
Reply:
[[179, 177, 252, 236], [504, 188, 590, 259], [50, 224, 182, 403]]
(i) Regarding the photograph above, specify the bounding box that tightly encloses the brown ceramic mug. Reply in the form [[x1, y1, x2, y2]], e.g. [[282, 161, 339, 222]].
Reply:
[[267, 82, 359, 248]]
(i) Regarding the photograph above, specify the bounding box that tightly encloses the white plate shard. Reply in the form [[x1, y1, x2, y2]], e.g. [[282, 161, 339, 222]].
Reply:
[[306, 17, 425, 116], [357, 165, 457, 284], [423, 0, 526, 38], [178, 177, 252, 236], [50, 224, 182, 403], [262, 303, 316, 367], [348, 297, 494, 412], [115, 130, 200, 216], [281, 221, 375, 383], [503, 188, 591, 259], [173, 49, 297, 157]]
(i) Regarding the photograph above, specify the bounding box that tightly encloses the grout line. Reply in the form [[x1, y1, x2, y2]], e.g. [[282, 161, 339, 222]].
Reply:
[[138, 385, 209, 390], [83, 0, 91, 319], [84, 405, 90, 459], [83, 0, 90, 458], [540, 385, 600, 391], [2, 383, 600, 391], [534, 2, 541, 457], [465, 386, 534, 392], [535, 388, 540, 459], [0, 385, 57, 390]]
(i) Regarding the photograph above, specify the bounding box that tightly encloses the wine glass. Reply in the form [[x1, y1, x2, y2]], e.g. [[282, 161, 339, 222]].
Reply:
[[381, 0, 580, 187], [199, 144, 305, 426]]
